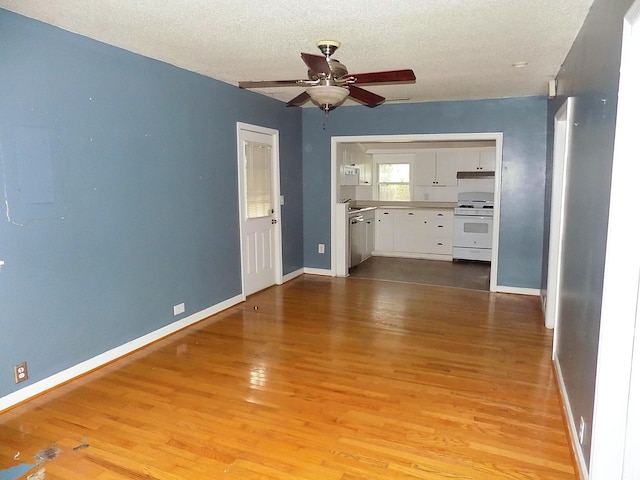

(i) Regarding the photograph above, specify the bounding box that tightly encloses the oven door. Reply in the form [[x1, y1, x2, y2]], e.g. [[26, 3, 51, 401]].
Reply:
[[453, 215, 493, 249]]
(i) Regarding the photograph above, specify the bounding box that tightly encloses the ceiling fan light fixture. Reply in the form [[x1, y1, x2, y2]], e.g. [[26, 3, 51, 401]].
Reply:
[[306, 85, 349, 110]]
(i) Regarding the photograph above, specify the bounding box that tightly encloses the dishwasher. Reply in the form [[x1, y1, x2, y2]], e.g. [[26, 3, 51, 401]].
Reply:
[[349, 213, 365, 268]]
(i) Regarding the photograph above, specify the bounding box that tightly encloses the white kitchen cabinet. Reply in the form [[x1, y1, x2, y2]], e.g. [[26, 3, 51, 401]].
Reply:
[[375, 208, 395, 252], [414, 151, 457, 186], [374, 208, 453, 258], [454, 148, 496, 172], [479, 148, 496, 171], [357, 152, 373, 185], [393, 209, 452, 254], [342, 144, 373, 186], [434, 154, 459, 185], [342, 165, 359, 185], [393, 209, 427, 253], [363, 210, 376, 260], [413, 151, 437, 185], [424, 210, 453, 255], [446, 149, 480, 172]]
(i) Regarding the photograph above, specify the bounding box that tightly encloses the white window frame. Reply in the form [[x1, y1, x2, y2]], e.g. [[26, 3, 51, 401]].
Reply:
[[374, 159, 413, 201]]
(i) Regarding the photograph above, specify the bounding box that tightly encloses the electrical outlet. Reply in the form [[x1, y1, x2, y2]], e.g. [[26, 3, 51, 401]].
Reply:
[[14, 362, 28, 384], [318, 243, 325, 254], [173, 303, 185, 316], [578, 416, 586, 444]]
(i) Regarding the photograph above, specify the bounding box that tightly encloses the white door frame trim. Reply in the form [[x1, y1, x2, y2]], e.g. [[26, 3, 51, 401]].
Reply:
[[547, 97, 574, 334], [330, 132, 503, 292], [236, 122, 283, 297], [590, 1, 640, 477]]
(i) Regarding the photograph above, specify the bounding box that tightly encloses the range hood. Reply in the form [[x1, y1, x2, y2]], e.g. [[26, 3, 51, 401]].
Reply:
[[456, 171, 495, 179]]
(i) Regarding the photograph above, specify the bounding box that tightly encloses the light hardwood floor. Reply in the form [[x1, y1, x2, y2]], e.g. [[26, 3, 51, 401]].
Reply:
[[0, 275, 576, 479]]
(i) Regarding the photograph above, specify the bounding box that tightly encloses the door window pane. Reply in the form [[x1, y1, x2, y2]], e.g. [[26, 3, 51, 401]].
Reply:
[[244, 142, 272, 219]]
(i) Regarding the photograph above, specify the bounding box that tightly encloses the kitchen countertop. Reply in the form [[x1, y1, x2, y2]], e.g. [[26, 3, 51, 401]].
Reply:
[[350, 201, 457, 209], [347, 206, 378, 215]]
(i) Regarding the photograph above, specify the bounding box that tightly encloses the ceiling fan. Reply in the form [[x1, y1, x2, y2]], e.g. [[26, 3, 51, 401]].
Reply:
[[238, 40, 416, 113]]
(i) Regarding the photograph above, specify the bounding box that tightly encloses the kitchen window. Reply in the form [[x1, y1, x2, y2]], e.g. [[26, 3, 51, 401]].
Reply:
[[377, 163, 411, 201]]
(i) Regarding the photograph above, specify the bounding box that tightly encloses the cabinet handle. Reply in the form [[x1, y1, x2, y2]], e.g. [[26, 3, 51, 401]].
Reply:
[[437, 242, 444, 246], [438, 225, 444, 228], [408, 212, 414, 216], [383, 212, 389, 215], [437, 213, 444, 216]]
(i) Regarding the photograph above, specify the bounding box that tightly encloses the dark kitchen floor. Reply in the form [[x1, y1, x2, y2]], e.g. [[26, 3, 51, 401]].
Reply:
[[349, 256, 491, 291]]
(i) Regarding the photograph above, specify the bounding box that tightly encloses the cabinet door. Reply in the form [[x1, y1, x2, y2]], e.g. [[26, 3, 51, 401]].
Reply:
[[375, 209, 394, 252], [479, 148, 496, 171], [454, 149, 482, 172], [358, 152, 373, 185], [394, 210, 427, 253], [364, 216, 375, 259], [413, 151, 437, 185], [434, 154, 459, 186]]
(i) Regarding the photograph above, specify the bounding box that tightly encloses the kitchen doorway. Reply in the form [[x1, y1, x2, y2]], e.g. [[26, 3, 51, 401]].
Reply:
[[330, 133, 503, 292]]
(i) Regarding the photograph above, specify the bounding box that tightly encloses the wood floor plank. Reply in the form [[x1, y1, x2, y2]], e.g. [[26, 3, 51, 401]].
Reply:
[[0, 276, 576, 479]]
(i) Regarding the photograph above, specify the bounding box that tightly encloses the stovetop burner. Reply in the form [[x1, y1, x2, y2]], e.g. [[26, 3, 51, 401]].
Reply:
[[455, 192, 494, 217]]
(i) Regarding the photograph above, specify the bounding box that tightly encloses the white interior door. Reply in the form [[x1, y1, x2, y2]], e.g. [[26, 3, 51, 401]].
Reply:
[[237, 123, 282, 296]]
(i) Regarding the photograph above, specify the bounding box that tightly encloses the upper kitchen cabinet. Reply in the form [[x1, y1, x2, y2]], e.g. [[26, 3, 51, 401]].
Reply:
[[341, 143, 373, 185], [479, 148, 496, 171], [453, 147, 496, 172], [413, 151, 458, 186], [356, 150, 373, 185]]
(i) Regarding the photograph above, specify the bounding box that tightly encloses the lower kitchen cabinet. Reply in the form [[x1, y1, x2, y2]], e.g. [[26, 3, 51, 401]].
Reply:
[[374, 208, 453, 259], [364, 210, 375, 260], [375, 209, 395, 252]]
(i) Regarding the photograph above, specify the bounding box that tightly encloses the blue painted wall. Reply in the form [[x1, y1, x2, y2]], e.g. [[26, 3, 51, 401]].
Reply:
[[0, 10, 303, 398], [302, 97, 548, 289], [547, 0, 634, 467]]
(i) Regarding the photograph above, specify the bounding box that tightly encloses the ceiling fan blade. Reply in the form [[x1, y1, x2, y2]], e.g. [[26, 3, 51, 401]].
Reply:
[[344, 69, 416, 85], [301, 53, 331, 76], [348, 85, 385, 107], [287, 91, 311, 107], [238, 80, 303, 89]]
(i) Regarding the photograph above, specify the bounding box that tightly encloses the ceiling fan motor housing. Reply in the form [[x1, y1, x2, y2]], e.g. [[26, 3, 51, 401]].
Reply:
[[308, 59, 348, 82]]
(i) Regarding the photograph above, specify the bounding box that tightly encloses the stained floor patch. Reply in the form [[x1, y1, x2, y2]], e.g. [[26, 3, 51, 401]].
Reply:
[[34, 445, 60, 465]]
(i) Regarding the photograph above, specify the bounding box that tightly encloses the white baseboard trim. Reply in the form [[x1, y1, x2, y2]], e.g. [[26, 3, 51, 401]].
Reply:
[[0, 294, 244, 412], [282, 268, 304, 283], [554, 359, 589, 480], [495, 285, 541, 296], [303, 267, 333, 276]]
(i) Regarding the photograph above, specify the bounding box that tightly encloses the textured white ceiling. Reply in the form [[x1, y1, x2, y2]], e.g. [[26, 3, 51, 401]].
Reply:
[[1, 0, 594, 107]]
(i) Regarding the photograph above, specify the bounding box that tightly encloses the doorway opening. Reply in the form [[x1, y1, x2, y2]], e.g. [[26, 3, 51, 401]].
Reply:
[[330, 133, 503, 292]]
